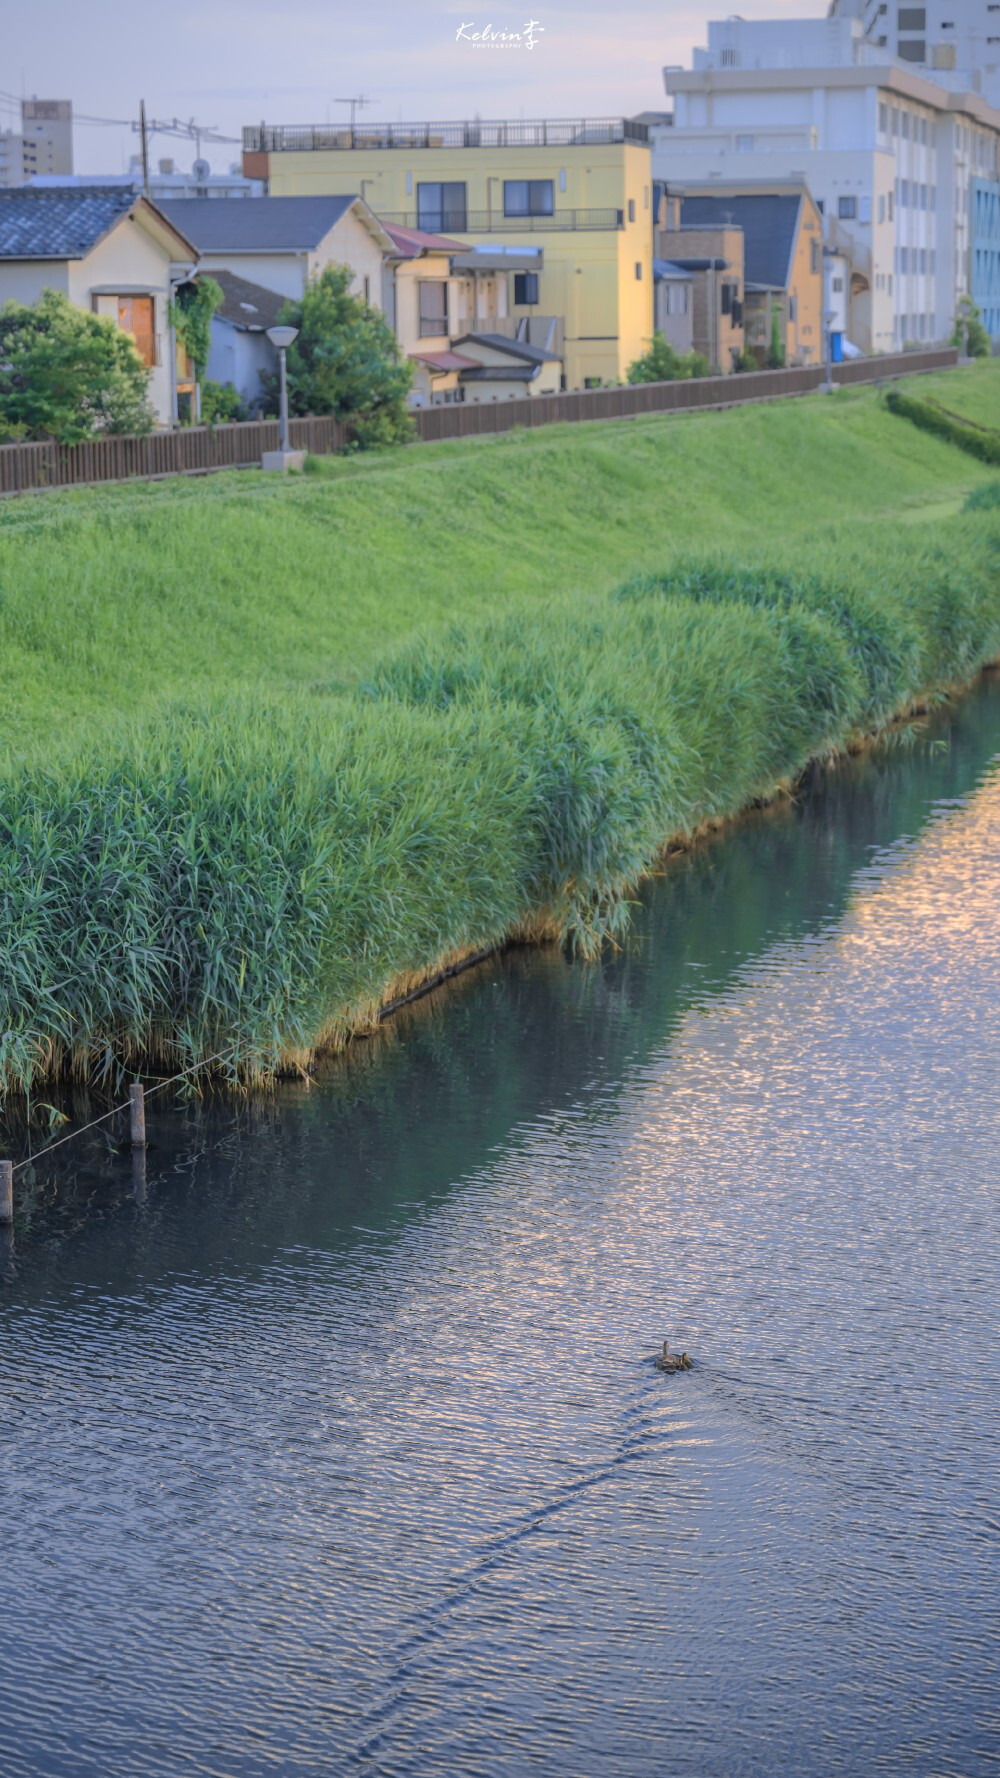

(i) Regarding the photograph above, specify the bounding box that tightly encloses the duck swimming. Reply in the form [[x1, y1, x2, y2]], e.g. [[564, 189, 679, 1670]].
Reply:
[[654, 1341, 692, 1373]]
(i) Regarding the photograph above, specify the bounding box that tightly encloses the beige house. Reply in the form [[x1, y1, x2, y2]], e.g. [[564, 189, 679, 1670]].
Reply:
[[157, 194, 394, 308], [383, 224, 560, 403], [0, 185, 197, 423]]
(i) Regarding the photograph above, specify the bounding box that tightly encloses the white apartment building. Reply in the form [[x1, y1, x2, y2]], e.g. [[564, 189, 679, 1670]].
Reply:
[[655, 18, 1000, 351], [831, 0, 1000, 108], [0, 99, 72, 189]]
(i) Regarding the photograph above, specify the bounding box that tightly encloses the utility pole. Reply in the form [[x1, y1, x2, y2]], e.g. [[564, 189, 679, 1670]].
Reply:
[[139, 98, 150, 194]]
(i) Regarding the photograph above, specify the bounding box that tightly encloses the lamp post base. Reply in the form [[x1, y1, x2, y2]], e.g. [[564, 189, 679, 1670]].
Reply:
[[261, 449, 306, 473]]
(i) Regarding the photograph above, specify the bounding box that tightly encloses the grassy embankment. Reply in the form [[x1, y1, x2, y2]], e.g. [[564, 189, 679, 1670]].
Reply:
[[0, 368, 998, 1097]]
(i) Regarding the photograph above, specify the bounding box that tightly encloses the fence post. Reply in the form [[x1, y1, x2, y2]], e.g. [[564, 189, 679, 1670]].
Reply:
[[130, 1082, 146, 1149], [0, 1160, 12, 1224]]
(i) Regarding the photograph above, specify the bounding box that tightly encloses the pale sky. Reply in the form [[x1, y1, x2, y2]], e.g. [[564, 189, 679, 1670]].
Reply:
[[2, 1, 826, 177]]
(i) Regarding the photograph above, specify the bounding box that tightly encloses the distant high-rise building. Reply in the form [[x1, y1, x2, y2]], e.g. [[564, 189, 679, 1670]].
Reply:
[[830, 0, 1000, 109], [0, 99, 73, 188]]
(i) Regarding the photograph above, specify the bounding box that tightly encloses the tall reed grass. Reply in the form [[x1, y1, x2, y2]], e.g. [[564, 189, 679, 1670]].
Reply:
[[0, 504, 996, 1098]]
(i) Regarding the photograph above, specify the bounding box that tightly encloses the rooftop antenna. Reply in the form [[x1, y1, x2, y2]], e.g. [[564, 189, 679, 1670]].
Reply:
[[335, 94, 374, 144]]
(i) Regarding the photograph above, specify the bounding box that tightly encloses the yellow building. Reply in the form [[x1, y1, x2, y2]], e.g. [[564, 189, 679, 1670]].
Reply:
[[243, 117, 655, 387]]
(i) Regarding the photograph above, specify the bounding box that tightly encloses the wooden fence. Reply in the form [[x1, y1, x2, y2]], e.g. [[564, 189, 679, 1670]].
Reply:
[[0, 348, 959, 496]]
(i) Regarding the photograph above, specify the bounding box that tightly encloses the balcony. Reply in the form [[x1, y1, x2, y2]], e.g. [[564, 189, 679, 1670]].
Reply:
[[242, 118, 649, 154], [380, 208, 624, 234]]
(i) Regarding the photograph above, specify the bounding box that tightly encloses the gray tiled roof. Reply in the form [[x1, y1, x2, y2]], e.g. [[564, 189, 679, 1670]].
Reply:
[[679, 194, 802, 292], [0, 186, 139, 259], [157, 195, 358, 252]]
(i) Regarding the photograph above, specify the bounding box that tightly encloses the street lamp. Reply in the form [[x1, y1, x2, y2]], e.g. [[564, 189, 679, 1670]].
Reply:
[[266, 324, 299, 452]]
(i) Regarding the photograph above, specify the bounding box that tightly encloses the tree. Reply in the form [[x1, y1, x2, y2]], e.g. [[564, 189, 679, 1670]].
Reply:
[[261, 266, 413, 448], [766, 300, 785, 370], [0, 289, 154, 442], [950, 296, 991, 359], [627, 332, 710, 383]]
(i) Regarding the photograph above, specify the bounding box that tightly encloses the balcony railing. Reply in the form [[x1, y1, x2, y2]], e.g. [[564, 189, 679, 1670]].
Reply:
[[380, 208, 624, 234], [243, 117, 649, 153]]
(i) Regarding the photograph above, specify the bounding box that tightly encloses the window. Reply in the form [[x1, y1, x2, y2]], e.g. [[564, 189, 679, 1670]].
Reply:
[[898, 38, 926, 58], [788, 294, 797, 323], [888, 190, 894, 220], [919, 247, 927, 274], [898, 7, 926, 28], [417, 181, 467, 231], [900, 246, 908, 272], [811, 238, 821, 274], [901, 178, 910, 206], [736, 133, 754, 151], [116, 295, 156, 367], [860, 194, 871, 222], [628, 198, 636, 222], [878, 193, 886, 223], [838, 194, 857, 219], [901, 112, 909, 140], [720, 47, 739, 67], [514, 271, 539, 305], [418, 280, 449, 337], [635, 261, 643, 280], [363, 275, 370, 303], [644, 185, 649, 209], [666, 283, 689, 316], [920, 182, 928, 209], [559, 168, 567, 192], [888, 274, 892, 294], [879, 101, 889, 133], [504, 179, 554, 217], [832, 276, 844, 292]]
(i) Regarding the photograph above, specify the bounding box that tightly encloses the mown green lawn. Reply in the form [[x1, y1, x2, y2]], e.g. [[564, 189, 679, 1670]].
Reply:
[[0, 367, 997, 761]]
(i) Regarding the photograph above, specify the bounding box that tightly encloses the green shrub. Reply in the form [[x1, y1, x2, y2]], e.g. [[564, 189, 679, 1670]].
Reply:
[[200, 380, 250, 425], [0, 289, 154, 442], [627, 332, 712, 384], [885, 387, 1000, 465], [965, 482, 1000, 511]]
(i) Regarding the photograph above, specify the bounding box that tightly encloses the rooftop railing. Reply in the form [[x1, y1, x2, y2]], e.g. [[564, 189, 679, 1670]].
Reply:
[[243, 118, 649, 153], [380, 208, 624, 233]]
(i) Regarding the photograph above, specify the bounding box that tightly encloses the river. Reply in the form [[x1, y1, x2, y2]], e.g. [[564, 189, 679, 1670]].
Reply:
[[1, 678, 998, 1778]]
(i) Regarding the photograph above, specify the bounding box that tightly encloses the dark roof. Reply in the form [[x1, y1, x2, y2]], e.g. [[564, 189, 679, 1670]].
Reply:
[[453, 331, 561, 365], [202, 268, 288, 331], [679, 193, 802, 291], [459, 363, 538, 383], [0, 186, 169, 260], [653, 257, 693, 281], [157, 195, 360, 252]]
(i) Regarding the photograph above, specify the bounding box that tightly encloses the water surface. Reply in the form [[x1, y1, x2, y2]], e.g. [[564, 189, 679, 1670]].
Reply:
[[2, 681, 999, 1777]]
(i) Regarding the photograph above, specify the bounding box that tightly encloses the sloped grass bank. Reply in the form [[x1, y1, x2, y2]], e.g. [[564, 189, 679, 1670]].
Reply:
[[1, 378, 997, 761], [1, 505, 997, 1098]]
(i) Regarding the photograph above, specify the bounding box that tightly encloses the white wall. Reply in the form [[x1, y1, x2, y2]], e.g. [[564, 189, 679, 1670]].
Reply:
[[309, 209, 386, 307], [0, 261, 70, 301]]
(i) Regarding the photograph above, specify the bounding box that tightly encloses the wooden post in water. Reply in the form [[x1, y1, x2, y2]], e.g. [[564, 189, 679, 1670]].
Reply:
[[0, 1160, 12, 1225], [130, 1083, 146, 1150]]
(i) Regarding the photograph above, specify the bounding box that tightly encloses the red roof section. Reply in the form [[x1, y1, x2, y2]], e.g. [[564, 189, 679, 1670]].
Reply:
[[384, 223, 469, 258]]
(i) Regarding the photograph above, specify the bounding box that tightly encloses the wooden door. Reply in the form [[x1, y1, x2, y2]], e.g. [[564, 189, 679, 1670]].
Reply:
[[117, 295, 156, 367]]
